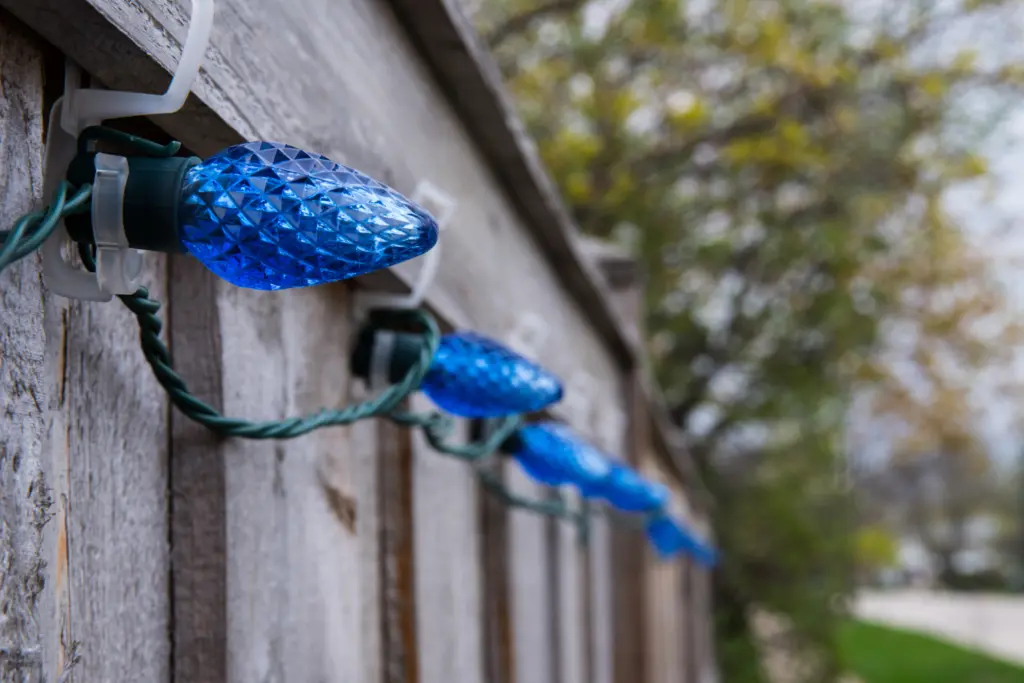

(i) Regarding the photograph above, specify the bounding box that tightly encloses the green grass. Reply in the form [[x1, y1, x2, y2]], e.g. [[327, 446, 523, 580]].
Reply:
[[841, 621, 1024, 683]]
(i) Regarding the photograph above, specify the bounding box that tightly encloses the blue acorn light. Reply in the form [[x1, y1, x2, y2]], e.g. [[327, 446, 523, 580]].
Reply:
[[351, 328, 564, 418], [507, 422, 612, 489], [421, 332, 563, 417], [587, 463, 669, 512], [645, 515, 718, 566], [65, 141, 438, 290]]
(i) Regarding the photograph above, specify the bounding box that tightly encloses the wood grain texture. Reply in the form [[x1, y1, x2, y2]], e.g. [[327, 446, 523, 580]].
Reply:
[[169, 271, 377, 683], [506, 464, 557, 683], [1, 14, 173, 683], [0, 19, 57, 681], [0, 0, 628, 442], [63, 261, 172, 683], [378, 413, 418, 683], [349, 389, 383, 683], [641, 457, 692, 683], [226, 283, 370, 683], [410, 400, 484, 683], [612, 374, 652, 683], [168, 255, 227, 683], [587, 511, 615, 683], [479, 459, 514, 683], [556, 506, 585, 683]]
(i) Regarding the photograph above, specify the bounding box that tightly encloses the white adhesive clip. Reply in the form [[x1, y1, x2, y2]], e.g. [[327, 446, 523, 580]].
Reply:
[[563, 372, 597, 433], [40, 0, 215, 300], [506, 311, 550, 357], [358, 180, 456, 312]]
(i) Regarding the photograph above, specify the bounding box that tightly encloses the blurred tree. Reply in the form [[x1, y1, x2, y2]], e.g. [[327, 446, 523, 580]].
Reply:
[[853, 526, 899, 577], [467, 0, 1024, 681]]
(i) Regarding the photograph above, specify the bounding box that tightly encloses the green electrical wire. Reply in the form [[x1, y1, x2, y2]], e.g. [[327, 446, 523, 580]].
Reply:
[[75, 244, 437, 439], [0, 181, 92, 274]]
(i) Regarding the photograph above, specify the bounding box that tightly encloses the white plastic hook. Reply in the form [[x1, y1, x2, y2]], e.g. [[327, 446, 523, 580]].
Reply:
[[357, 180, 456, 312], [41, 0, 215, 300], [506, 311, 550, 357]]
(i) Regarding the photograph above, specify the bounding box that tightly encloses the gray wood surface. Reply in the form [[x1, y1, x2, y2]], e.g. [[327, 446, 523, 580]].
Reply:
[[588, 513, 615, 683], [1, 14, 172, 682], [168, 256, 227, 683], [63, 257, 172, 683], [506, 464, 557, 683], [0, 19, 59, 681], [557, 509, 585, 683], [377, 414, 418, 683], [410, 400, 485, 683], [221, 282, 373, 683], [169, 257, 378, 683]]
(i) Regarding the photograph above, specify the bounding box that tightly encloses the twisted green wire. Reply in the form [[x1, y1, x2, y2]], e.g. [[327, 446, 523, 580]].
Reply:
[[0, 181, 92, 274]]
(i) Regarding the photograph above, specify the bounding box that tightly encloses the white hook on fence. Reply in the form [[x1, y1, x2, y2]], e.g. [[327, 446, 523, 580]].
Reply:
[[357, 179, 456, 312], [41, 0, 215, 300]]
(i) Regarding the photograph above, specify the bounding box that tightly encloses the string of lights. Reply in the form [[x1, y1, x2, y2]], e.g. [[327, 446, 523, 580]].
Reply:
[[0, 124, 716, 567]]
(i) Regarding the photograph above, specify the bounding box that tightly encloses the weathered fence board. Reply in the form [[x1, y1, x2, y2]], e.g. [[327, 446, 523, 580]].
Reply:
[[0, 20, 60, 681], [64, 259, 171, 683], [557, 503, 586, 683], [411, 406, 485, 683], [1, 15, 173, 682], [507, 464, 557, 683], [588, 512, 616, 683], [171, 277, 373, 683]]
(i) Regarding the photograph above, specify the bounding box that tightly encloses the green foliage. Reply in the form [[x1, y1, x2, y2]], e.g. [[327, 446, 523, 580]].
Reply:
[[854, 527, 899, 573], [471, 0, 1021, 681], [841, 621, 1024, 683]]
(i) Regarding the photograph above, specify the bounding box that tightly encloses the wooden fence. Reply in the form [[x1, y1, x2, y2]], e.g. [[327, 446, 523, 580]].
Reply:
[[0, 1, 716, 682]]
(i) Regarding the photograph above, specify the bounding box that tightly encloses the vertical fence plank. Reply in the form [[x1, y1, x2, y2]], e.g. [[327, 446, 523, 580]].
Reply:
[[479, 461, 514, 683], [588, 516, 615, 683], [170, 276, 373, 683], [557, 502, 585, 683], [351, 402, 383, 683], [508, 464, 557, 683], [2, 18, 173, 682], [64, 245, 172, 683], [0, 18, 60, 681], [169, 256, 227, 683], [412, 406, 485, 683], [379, 412, 419, 683]]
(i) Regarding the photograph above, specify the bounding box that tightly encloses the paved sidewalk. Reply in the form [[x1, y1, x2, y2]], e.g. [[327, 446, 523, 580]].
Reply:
[[855, 590, 1024, 666]]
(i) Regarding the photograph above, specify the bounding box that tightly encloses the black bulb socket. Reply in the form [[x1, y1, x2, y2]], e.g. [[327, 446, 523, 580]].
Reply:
[[350, 326, 433, 384], [498, 429, 524, 456], [65, 152, 200, 253], [470, 419, 524, 456]]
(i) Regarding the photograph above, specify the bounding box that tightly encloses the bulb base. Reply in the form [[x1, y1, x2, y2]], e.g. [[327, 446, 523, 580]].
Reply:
[[350, 326, 431, 384], [66, 152, 200, 253]]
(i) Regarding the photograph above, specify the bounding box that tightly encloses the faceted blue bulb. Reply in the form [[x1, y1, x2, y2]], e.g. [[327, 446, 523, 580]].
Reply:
[[513, 422, 612, 489], [645, 516, 718, 566], [645, 515, 699, 559], [179, 141, 439, 290], [590, 463, 670, 512], [420, 332, 564, 418]]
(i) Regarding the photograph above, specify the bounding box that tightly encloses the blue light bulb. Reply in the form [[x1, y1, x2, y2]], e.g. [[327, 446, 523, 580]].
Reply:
[[590, 463, 670, 512], [421, 332, 563, 418], [645, 515, 718, 566], [512, 422, 612, 489], [645, 515, 698, 559], [179, 141, 438, 290]]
